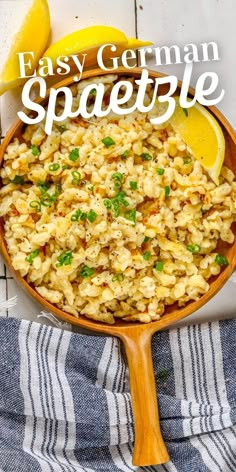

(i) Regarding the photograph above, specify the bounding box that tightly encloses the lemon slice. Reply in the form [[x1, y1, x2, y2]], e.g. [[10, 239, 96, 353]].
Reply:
[[169, 98, 225, 185], [43, 25, 153, 69], [0, 0, 50, 95]]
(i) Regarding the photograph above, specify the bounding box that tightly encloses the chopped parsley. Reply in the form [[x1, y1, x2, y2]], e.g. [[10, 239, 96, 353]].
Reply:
[[31, 145, 40, 156], [56, 250, 73, 267], [79, 265, 95, 278], [25, 249, 40, 264], [69, 148, 80, 161], [215, 254, 229, 266], [129, 181, 138, 190], [141, 153, 152, 161], [102, 136, 115, 148]]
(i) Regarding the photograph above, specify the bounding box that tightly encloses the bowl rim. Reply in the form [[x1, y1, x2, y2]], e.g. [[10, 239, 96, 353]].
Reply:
[[0, 66, 236, 336]]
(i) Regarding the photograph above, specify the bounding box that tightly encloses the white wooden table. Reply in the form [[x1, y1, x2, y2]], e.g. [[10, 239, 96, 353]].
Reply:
[[0, 0, 235, 326]]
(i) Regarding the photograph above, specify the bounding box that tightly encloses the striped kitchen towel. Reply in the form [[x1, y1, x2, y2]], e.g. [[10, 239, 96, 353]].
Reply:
[[0, 317, 236, 472]]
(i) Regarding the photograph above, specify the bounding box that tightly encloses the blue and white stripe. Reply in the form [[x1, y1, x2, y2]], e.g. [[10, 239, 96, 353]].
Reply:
[[0, 317, 236, 471]]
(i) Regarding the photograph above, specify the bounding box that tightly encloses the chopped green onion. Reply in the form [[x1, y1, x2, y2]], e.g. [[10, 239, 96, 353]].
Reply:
[[156, 168, 165, 175], [143, 236, 150, 243], [104, 199, 113, 209], [187, 244, 201, 254], [143, 251, 151, 261], [129, 181, 138, 190], [11, 175, 24, 185], [40, 192, 58, 207], [141, 153, 152, 161], [102, 136, 116, 148], [112, 273, 124, 282], [49, 163, 60, 172], [37, 181, 50, 193], [182, 108, 188, 117], [112, 172, 123, 190], [88, 185, 94, 191], [79, 265, 95, 278], [62, 165, 69, 170], [25, 249, 40, 264], [59, 125, 67, 133], [90, 88, 97, 96], [71, 210, 82, 222], [31, 145, 40, 156], [183, 156, 192, 165], [71, 171, 81, 185], [121, 150, 129, 159], [87, 209, 97, 223], [164, 186, 170, 197], [215, 254, 229, 266], [56, 250, 73, 267], [69, 148, 80, 161], [124, 209, 136, 224], [155, 261, 164, 272], [29, 201, 41, 212], [80, 212, 87, 221]]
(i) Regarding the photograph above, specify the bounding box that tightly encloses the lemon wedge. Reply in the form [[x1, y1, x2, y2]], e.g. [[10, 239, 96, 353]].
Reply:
[[0, 0, 50, 96], [43, 25, 153, 70], [169, 98, 225, 185]]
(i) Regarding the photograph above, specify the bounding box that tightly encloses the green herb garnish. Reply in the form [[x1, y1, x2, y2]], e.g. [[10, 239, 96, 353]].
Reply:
[[187, 244, 201, 254], [164, 185, 170, 197], [121, 150, 129, 159], [104, 199, 113, 209], [182, 108, 188, 117], [49, 163, 60, 172], [90, 88, 97, 96], [40, 191, 58, 207], [31, 145, 40, 156], [62, 165, 69, 170], [59, 125, 67, 134], [80, 212, 87, 221], [112, 172, 123, 190], [71, 171, 81, 185], [102, 136, 115, 148], [183, 156, 192, 165], [56, 250, 73, 267], [79, 265, 95, 278], [69, 148, 80, 162], [143, 236, 150, 243], [141, 153, 152, 161], [215, 254, 229, 266], [37, 181, 50, 193], [143, 251, 151, 261], [25, 249, 40, 264], [130, 181, 138, 190], [156, 168, 165, 175], [11, 175, 24, 185], [87, 209, 97, 223], [71, 210, 82, 222], [112, 273, 124, 282], [124, 209, 136, 224], [29, 201, 41, 212], [155, 261, 164, 272]]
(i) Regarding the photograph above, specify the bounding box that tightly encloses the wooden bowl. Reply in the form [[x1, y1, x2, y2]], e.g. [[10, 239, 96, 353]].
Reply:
[[1, 67, 236, 467]]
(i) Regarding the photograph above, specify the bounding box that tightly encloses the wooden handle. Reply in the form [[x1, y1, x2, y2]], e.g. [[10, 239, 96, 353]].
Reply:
[[121, 327, 170, 467]]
